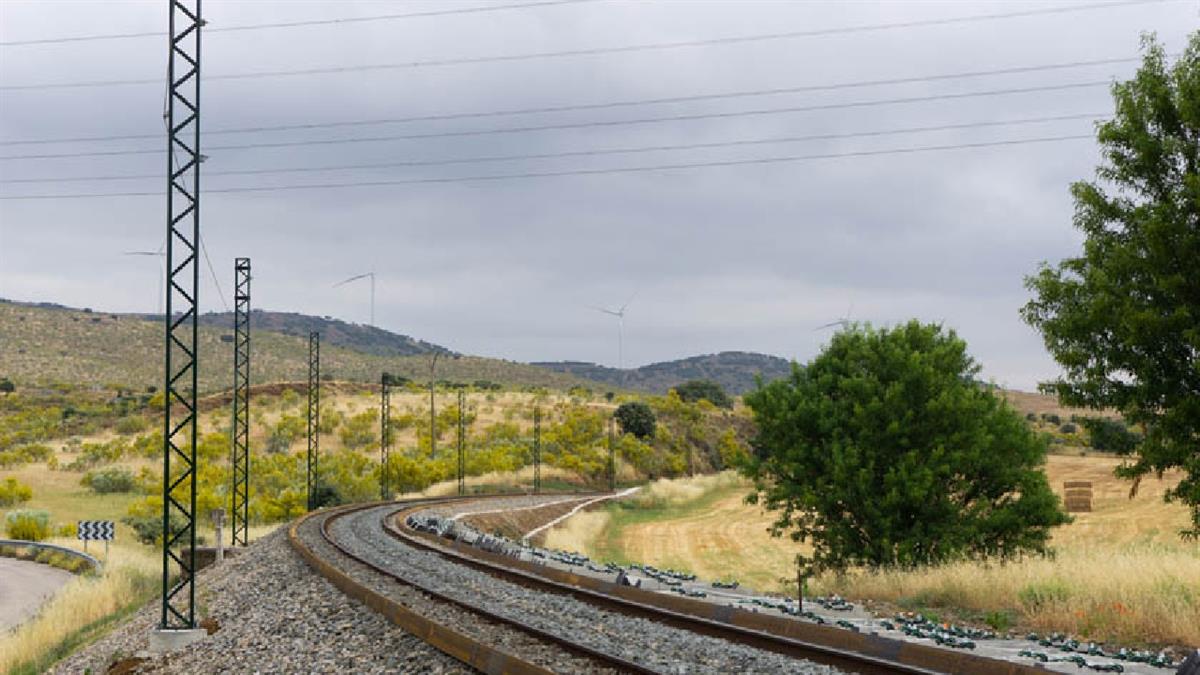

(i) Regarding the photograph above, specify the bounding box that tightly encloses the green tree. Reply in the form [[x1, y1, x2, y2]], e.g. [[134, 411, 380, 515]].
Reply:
[[0, 378, 14, 395], [615, 401, 656, 440], [673, 379, 733, 408], [741, 322, 1068, 572], [1021, 34, 1200, 537]]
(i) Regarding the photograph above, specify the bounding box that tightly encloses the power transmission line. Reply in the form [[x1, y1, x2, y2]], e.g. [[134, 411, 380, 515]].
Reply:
[[0, 56, 1138, 146], [0, 112, 1105, 185], [0, 80, 1110, 161], [0, 133, 1093, 200], [0, 0, 600, 46], [0, 0, 1163, 91]]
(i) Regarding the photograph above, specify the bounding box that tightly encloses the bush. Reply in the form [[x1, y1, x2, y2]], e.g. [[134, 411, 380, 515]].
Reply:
[[115, 415, 148, 434], [0, 477, 33, 506], [5, 509, 51, 541], [673, 380, 733, 409], [1080, 416, 1142, 454], [0, 443, 53, 468], [1041, 413, 1062, 425], [121, 512, 205, 546], [81, 466, 137, 494], [615, 401, 656, 440], [1059, 423, 1078, 434]]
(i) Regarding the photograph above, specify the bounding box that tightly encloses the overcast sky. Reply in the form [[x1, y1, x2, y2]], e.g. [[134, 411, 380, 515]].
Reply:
[[0, 0, 1196, 389]]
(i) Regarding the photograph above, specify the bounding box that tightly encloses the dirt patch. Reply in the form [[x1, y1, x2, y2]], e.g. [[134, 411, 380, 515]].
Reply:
[[106, 657, 147, 675]]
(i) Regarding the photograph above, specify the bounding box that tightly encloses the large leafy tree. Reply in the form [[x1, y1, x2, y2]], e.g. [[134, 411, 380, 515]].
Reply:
[[673, 379, 734, 409], [741, 322, 1067, 572], [1022, 34, 1200, 537]]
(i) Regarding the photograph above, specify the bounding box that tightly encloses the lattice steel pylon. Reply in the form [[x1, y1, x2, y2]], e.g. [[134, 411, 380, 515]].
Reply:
[[607, 416, 616, 492], [230, 257, 250, 547], [306, 332, 320, 510], [161, 0, 203, 631], [380, 373, 392, 501], [456, 389, 466, 496], [533, 407, 542, 494]]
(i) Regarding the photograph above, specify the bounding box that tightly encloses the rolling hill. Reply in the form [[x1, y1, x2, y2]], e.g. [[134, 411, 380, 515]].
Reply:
[[0, 300, 587, 393], [533, 351, 794, 394]]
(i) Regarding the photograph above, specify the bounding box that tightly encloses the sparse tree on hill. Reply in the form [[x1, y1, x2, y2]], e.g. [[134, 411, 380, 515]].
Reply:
[[741, 322, 1068, 573], [0, 377, 13, 395], [673, 379, 733, 409], [615, 401, 656, 440], [1022, 33, 1200, 538]]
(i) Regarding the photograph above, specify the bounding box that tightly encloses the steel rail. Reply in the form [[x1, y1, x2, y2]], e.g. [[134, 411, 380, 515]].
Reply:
[[387, 498, 1045, 675], [289, 496, 655, 675]]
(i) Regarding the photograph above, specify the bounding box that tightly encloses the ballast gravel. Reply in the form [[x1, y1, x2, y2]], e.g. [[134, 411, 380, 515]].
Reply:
[[50, 527, 467, 675], [326, 501, 847, 675]]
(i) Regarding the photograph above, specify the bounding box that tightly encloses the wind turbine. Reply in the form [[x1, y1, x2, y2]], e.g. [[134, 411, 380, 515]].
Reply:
[[124, 250, 165, 316], [815, 298, 855, 331], [334, 271, 375, 328], [591, 291, 636, 373]]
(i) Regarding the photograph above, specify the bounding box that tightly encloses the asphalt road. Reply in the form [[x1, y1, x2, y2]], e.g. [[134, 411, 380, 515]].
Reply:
[[0, 557, 73, 633]]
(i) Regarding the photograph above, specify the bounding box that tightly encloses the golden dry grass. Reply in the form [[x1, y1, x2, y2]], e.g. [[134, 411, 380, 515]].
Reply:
[[0, 538, 158, 674], [550, 459, 1199, 646]]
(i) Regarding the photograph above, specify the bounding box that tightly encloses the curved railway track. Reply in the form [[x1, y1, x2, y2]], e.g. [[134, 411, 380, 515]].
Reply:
[[290, 494, 1041, 675]]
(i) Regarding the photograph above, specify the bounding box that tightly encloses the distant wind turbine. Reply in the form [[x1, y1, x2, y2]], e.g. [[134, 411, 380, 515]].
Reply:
[[334, 271, 376, 328], [124, 250, 165, 316], [815, 298, 855, 331], [591, 291, 637, 373]]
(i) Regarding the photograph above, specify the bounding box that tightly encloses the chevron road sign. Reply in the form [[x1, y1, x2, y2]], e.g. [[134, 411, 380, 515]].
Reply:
[[77, 520, 114, 554]]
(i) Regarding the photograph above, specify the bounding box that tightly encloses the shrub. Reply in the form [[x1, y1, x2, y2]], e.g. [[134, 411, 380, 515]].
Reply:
[[615, 401, 656, 440], [0, 443, 52, 469], [0, 477, 33, 506], [81, 467, 137, 494], [673, 379, 733, 409], [1080, 417, 1142, 454], [1041, 413, 1062, 425], [0, 377, 14, 394], [115, 415, 148, 434], [121, 512, 205, 546], [1060, 423, 1078, 434], [5, 509, 51, 541]]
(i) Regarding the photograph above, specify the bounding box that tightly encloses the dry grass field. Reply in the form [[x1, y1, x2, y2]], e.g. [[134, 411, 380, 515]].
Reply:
[[546, 458, 1199, 647]]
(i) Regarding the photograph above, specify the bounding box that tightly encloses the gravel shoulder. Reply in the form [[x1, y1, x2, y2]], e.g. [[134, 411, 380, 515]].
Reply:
[[51, 528, 468, 675]]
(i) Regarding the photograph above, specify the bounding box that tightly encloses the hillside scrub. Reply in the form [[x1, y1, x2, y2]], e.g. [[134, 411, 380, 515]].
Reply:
[[5, 509, 51, 541], [0, 477, 33, 506]]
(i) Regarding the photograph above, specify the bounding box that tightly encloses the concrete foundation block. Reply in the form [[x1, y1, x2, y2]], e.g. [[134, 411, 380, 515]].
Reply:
[[148, 628, 208, 654]]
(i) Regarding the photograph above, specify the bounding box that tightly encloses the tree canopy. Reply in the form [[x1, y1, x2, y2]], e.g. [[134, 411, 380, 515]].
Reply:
[[673, 379, 733, 408], [1022, 33, 1200, 537], [741, 322, 1068, 572]]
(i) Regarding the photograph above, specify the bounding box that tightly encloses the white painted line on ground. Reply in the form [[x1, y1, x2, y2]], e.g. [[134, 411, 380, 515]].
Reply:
[[449, 496, 584, 522], [521, 487, 641, 543]]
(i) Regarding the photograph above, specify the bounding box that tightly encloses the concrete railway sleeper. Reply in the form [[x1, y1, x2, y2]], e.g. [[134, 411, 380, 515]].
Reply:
[[389, 495, 1048, 675], [291, 496, 851, 674], [290, 498, 638, 675]]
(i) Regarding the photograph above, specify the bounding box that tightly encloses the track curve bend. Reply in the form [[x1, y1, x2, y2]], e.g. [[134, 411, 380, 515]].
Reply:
[[292, 495, 1040, 675]]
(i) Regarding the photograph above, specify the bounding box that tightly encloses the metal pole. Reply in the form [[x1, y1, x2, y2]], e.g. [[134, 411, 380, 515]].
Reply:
[[607, 416, 615, 492], [161, 0, 202, 631], [533, 407, 541, 494], [306, 332, 320, 510], [230, 258, 250, 547], [380, 373, 391, 500], [457, 389, 466, 496], [429, 352, 440, 458]]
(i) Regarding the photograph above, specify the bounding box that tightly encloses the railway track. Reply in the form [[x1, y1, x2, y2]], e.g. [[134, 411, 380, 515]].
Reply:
[[290, 494, 1039, 675]]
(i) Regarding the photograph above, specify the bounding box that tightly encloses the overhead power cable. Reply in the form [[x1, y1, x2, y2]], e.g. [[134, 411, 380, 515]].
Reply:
[[0, 113, 1105, 184], [0, 0, 600, 46], [0, 80, 1110, 161], [0, 55, 1137, 146], [0, 133, 1092, 200], [0, 0, 1163, 91]]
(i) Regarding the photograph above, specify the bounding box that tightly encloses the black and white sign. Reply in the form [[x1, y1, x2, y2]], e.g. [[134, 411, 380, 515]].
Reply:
[[77, 520, 115, 541]]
